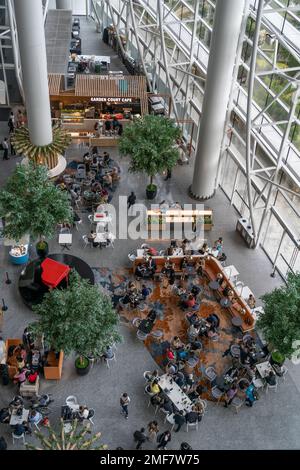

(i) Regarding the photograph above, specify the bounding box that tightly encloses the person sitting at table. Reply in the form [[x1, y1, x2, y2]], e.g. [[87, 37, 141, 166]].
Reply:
[[171, 336, 184, 350], [88, 230, 99, 248], [147, 309, 157, 323], [103, 152, 110, 166], [77, 405, 90, 421], [16, 356, 25, 370], [191, 285, 201, 297], [182, 293, 196, 310], [13, 367, 29, 387], [188, 323, 200, 342], [0, 408, 10, 424], [216, 273, 224, 285], [141, 284, 151, 300], [174, 371, 186, 388], [185, 407, 202, 424], [146, 256, 157, 277], [150, 379, 161, 395], [104, 120, 112, 133], [180, 256, 188, 279], [161, 397, 175, 415], [145, 369, 159, 382], [135, 262, 147, 279], [165, 361, 178, 375], [111, 167, 120, 184], [265, 370, 277, 386], [12, 421, 31, 436], [28, 409, 43, 426], [214, 237, 223, 253], [103, 172, 113, 189], [102, 346, 114, 360], [173, 410, 185, 433], [26, 369, 38, 384], [186, 311, 200, 326], [247, 294, 256, 309], [224, 384, 237, 408], [13, 345, 27, 362], [240, 343, 250, 365], [150, 393, 164, 407], [198, 243, 209, 256]]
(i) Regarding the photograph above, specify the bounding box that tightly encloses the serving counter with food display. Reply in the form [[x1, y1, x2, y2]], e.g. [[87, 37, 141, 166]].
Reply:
[[49, 73, 149, 143]]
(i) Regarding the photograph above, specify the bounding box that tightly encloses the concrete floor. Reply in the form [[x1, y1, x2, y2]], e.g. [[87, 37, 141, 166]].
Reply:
[[0, 17, 300, 451]]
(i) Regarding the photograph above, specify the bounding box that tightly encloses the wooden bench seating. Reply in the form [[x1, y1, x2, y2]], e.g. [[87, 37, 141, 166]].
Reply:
[[132, 255, 255, 333]]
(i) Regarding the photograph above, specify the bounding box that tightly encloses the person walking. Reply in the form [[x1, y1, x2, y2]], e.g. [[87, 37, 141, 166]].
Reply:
[[2, 138, 9, 160], [164, 168, 172, 181], [10, 137, 16, 156], [127, 191, 136, 211], [173, 410, 185, 432], [147, 420, 159, 443], [133, 427, 147, 450], [120, 392, 130, 419], [157, 430, 171, 450], [8, 112, 15, 134]]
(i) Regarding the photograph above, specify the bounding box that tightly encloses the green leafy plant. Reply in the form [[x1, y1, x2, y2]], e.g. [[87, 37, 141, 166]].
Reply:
[[29, 271, 122, 366], [11, 125, 71, 168], [0, 162, 72, 242], [257, 272, 300, 358], [119, 114, 181, 188], [26, 419, 107, 450]]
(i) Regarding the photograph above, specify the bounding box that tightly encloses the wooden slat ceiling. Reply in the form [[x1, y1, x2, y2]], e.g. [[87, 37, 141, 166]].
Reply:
[[48, 73, 63, 96], [75, 75, 148, 114]]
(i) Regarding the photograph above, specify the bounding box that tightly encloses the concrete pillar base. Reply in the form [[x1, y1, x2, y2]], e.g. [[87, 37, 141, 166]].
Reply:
[[188, 185, 216, 201], [21, 155, 67, 179]]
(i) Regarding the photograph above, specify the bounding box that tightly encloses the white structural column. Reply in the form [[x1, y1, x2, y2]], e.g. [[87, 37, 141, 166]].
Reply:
[[13, 0, 52, 146], [56, 0, 72, 9], [190, 0, 245, 200]]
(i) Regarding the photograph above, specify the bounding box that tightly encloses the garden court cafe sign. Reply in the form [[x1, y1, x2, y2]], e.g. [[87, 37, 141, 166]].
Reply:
[[91, 97, 133, 103]]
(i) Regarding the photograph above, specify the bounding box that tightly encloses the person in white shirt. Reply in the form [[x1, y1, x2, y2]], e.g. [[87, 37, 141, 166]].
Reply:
[[77, 406, 89, 421]]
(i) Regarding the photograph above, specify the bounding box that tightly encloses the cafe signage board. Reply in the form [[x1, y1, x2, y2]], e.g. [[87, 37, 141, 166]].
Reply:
[[91, 97, 133, 103]]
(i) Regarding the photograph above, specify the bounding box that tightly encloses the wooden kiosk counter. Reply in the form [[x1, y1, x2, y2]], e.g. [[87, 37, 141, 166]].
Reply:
[[49, 73, 148, 145]]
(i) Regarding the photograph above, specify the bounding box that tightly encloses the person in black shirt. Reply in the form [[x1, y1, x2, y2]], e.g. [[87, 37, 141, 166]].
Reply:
[[0, 436, 7, 450], [162, 397, 174, 414], [133, 428, 147, 450], [127, 191, 136, 209], [174, 410, 185, 432]]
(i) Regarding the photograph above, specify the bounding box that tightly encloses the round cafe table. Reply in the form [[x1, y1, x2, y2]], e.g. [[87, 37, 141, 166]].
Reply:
[[209, 280, 220, 290], [231, 316, 243, 327]]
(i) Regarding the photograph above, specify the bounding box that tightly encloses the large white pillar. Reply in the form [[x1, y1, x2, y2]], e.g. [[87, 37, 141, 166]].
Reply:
[[190, 0, 245, 200], [14, 0, 52, 146], [56, 0, 72, 9]]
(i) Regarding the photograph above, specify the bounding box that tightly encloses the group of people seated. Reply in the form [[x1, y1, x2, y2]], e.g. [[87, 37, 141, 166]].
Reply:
[[135, 256, 157, 279]]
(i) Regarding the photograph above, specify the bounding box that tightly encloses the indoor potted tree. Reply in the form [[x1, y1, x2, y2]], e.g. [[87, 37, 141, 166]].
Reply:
[[29, 271, 122, 377], [257, 272, 300, 363], [26, 419, 108, 450], [0, 162, 72, 258], [119, 114, 181, 199]]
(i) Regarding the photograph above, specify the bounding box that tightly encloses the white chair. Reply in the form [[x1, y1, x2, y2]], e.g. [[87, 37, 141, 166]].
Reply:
[[278, 365, 288, 383], [66, 395, 78, 406], [82, 235, 92, 248], [211, 386, 224, 404], [132, 317, 142, 328], [231, 396, 245, 413], [12, 432, 26, 445], [143, 371, 152, 382], [266, 382, 278, 393], [159, 407, 170, 423], [137, 330, 148, 341], [186, 421, 199, 432], [128, 253, 136, 262], [88, 214, 94, 225], [104, 352, 116, 369], [33, 416, 44, 431], [204, 366, 217, 382]]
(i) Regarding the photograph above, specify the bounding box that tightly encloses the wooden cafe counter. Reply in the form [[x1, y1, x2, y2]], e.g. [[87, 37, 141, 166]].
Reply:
[[132, 255, 255, 333]]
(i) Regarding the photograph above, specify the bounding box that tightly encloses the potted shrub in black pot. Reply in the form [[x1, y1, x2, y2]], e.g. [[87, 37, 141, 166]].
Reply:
[[257, 272, 300, 366], [119, 115, 181, 200], [36, 238, 49, 259], [29, 271, 122, 377]]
